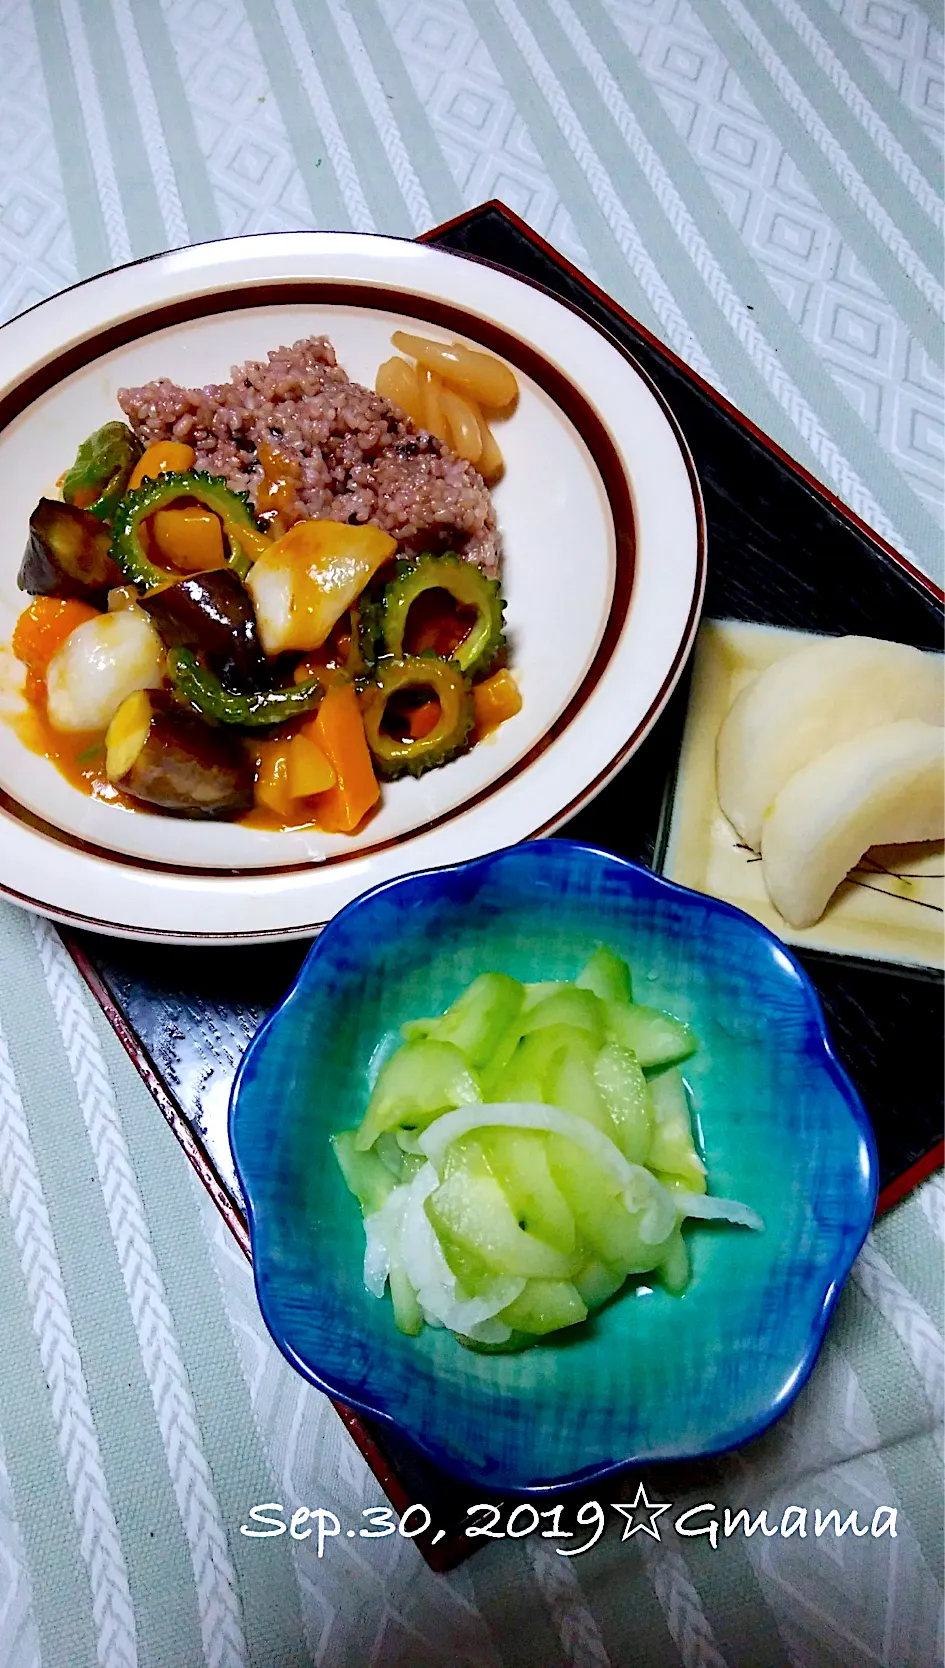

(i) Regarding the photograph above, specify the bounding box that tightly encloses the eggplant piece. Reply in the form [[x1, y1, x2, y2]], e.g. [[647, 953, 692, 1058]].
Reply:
[[105, 690, 254, 819], [140, 570, 268, 691], [19, 499, 122, 602]]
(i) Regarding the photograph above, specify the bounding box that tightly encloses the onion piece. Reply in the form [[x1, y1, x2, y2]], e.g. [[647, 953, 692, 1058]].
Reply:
[[417, 1102, 763, 1240], [466, 1317, 514, 1345], [418, 1101, 635, 1186], [417, 1100, 679, 1245], [397, 1164, 524, 1336], [672, 1193, 765, 1232], [46, 608, 164, 733], [362, 1185, 409, 1297], [625, 1168, 679, 1245]]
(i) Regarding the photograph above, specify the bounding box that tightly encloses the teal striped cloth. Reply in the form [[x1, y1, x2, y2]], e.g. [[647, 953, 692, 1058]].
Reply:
[[1, 3, 943, 1665]]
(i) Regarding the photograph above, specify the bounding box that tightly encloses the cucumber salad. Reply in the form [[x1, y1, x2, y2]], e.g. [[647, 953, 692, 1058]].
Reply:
[[333, 948, 763, 1349]]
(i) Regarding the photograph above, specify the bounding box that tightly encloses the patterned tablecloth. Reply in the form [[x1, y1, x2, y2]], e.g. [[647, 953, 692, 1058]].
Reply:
[[0, 3, 942, 1665]]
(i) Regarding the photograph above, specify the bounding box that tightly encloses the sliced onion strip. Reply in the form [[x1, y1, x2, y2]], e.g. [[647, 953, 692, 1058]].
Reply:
[[366, 1109, 762, 1336], [674, 1192, 765, 1231], [418, 1101, 634, 1185], [396, 1164, 524, 1337], [362, 1186, 408, 1297]]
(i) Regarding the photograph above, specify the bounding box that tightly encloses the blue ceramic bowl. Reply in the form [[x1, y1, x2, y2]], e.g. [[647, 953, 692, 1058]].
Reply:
[[229, 840, 877, 1493]]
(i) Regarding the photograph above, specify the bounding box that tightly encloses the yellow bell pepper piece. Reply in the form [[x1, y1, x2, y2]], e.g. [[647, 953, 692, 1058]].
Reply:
[[286, 733, 336, 797], [151, 506, 226, 572], [253, 734, 338, 820], [128, 440, 197, 490], [253, 740, 295, 819], [472, 668, 522, 738]]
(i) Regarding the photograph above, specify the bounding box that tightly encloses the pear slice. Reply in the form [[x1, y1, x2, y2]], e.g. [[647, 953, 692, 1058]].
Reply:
[[760, 720, 945, 929], [717, 636, 944, 850]]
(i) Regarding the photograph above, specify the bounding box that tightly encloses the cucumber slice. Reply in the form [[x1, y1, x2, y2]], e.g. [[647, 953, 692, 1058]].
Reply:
[[546, 1136, 672, 1273], [481, 1062, 544, 1106], [521, 986, 605, 1042], [573, 1259, 627, 1310], [374, 1132, 408, 1179], [522, 981, 567, 1012], [374, 1133, 427, 1184], [484, 1023, 598, 1103], [418, 1102, 637, 1192], [355, 1039, 480, 1151], [647, 1069, 707, 1193], [389, 1261, 424, 1335], [476, 1128, 577, 1254], [544, 1048, 613, 1136], [425, 1163, 577, 1279], [402, 972, 525, 1071], [576, 946, 632, 1005], [605, 1002, 696, 1069], [652, 1170, 701, 1197], [397, 1164, 527, 1332], [593, 1042, 654, 1164], [331, 1130, 397, 1215], [657, 1227, 691, 1296], [498, 1279, 588, 1335], [436, 1234, 503, 1298]]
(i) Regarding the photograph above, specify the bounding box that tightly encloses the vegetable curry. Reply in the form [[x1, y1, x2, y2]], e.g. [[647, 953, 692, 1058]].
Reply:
[[9, 336, 523, 835]]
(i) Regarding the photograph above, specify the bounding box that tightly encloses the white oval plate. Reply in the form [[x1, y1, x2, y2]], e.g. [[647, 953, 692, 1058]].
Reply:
[[0, 232, 705, 942]]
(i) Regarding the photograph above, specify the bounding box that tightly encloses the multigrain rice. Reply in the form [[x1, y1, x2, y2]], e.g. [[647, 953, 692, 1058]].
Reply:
[[118, 336, 501, 576]]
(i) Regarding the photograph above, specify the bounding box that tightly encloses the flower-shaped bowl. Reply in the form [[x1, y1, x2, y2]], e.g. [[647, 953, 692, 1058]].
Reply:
[[229, 839, 877, 1492]]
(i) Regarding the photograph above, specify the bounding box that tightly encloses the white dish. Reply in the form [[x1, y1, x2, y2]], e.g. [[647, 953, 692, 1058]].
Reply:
[[0, 232, 704, 941], [662, 620, 944, 971]]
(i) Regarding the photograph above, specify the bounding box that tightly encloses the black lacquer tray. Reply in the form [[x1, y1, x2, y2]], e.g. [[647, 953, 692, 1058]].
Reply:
[[65, 202, 943, 1570]]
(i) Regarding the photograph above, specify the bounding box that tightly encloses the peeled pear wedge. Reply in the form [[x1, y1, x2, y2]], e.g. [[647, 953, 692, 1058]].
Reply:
[[717, 636, 944, 850], [760, 720, 945, 929]]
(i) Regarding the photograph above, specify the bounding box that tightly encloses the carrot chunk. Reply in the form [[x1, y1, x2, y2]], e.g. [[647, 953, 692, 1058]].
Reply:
[[307, 683, 379, 833]]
